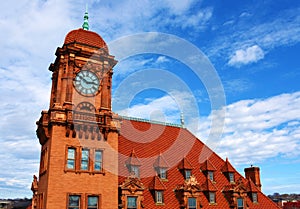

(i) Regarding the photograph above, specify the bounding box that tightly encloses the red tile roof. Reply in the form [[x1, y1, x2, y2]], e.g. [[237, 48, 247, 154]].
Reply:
[[153, 153, 169, 168], [64, 28, 108, 52], [221, 157, 236, 173], [201, 179, 218, 191], [125, 149, 142, 166], [178, 157, 194, 170], [149, 175, 167, 190], [200, 159, 217, 171], [118, 119, 280, 208]]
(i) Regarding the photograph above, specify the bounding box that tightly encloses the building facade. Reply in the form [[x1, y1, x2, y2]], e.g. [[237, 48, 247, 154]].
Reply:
[[31, 16, 280, 209]]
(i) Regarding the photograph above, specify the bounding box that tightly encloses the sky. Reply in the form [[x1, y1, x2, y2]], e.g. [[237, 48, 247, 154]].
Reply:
[[0, 0, 300, 198]]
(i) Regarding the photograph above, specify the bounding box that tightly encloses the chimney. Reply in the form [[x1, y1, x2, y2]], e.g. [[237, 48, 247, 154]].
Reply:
[[244, 166, 261, 191]]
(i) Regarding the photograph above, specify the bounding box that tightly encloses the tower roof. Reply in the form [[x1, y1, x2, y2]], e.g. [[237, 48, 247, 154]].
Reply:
[[64, 28, 108, 52]]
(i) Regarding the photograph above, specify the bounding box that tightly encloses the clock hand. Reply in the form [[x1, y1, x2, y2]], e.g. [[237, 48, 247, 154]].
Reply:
[[86, 80, 99, 85], [78, 74, 90, 85]]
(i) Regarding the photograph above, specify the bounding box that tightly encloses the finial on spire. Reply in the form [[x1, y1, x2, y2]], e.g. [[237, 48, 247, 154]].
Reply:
[[180, 112, 185, 128], [82, 4, 89, 30]]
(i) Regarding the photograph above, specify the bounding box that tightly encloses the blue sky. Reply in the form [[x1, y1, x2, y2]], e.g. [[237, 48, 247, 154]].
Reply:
[[0, 0, 300, 198]]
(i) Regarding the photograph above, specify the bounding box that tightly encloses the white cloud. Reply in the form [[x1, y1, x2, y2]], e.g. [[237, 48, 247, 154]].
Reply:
[[194, 91, 300, 165], [116, 90, 197, 124], [206, 7, 300, 65], [228, 45, 264, 66], [115, 91, 300, 166]]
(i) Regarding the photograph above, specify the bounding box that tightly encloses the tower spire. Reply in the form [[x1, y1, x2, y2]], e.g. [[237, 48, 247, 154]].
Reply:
[[82, 4, 89, 30]]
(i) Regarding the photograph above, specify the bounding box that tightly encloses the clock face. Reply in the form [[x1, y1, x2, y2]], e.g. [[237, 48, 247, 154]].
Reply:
[[74, 70, 100, 96]]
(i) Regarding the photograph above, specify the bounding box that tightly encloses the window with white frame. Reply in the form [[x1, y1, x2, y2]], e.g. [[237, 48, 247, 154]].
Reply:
[[229, 172, 234, 183], [209, 192, 216, 204], [81, 149, 89, 170], [252, 193, 258, 203], [158, 167, 167, 179], [185, 170, 192, 180], [130, 165, 140, 178], [155, 191, 164, 204], [94, 150, 103, 172], [208, 171, 214, 181], [67, 148, 76, 170]]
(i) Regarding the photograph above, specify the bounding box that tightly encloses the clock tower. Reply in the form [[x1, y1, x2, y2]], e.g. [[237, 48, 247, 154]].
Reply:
[[32, 11, 119, 209]]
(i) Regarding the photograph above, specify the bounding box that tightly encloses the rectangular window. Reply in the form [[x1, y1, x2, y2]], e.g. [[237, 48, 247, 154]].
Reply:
[[127, 196, 137, 209], [209, 192, 216, 204], [67, 148, 76, 170], [252, 193, 258, 203], [229, 172, 234, 182], [158, 168, 167, 179], [94, 150, 103, 172], [185, 170, 191, 180], [87, 196, 99, 209], [81, 149, 89, 170], [208, 171, 214, 181], [155, 191, 164, 204], [130, 166, 140, 178], [68, 195, 80, 209], [237, 198, 244, 209], [188, 197, 196, 209]]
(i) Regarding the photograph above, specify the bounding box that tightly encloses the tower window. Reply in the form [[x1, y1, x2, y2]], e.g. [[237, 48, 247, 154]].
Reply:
[[87, 196, 99, 209], [68, 195, 80, 209], [237, 198, 244, 209], [67, 148, 76, 170], [209, 192, 216, 204], [229, 172, 234, 183], [155, 191, 164, 204], [208, 171, 214, 181], [94, 150, 103, 172], [127, 196, 137, 209], [188, 197, 196, 209], [185, 170, 192, 180], [81, 149, 89, 170]]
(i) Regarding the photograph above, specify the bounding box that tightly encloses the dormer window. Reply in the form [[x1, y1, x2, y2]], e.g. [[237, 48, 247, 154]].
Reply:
[[125, 149, 141, 178], [185, 170, 192, 180], [130, 165, 140, 178], [127, 196, 137, 209], [177, 157, 193, 180], [149, 175, 166, 205], [188, 197, 197, 209], [175, 176, 201, 209], [201, 179, 218, 205], [221, 158, 236, 183], [252, 192, 258, 203], [200, 159, 216, 182], [208, 171, 214, 181], [153, 154, 169, 180], [209, 192, 216, 204], [229, 172, 234, 183], [155, 191, 164, 204], [237, 198, 244, 209], [158, 167, 167, 179]]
